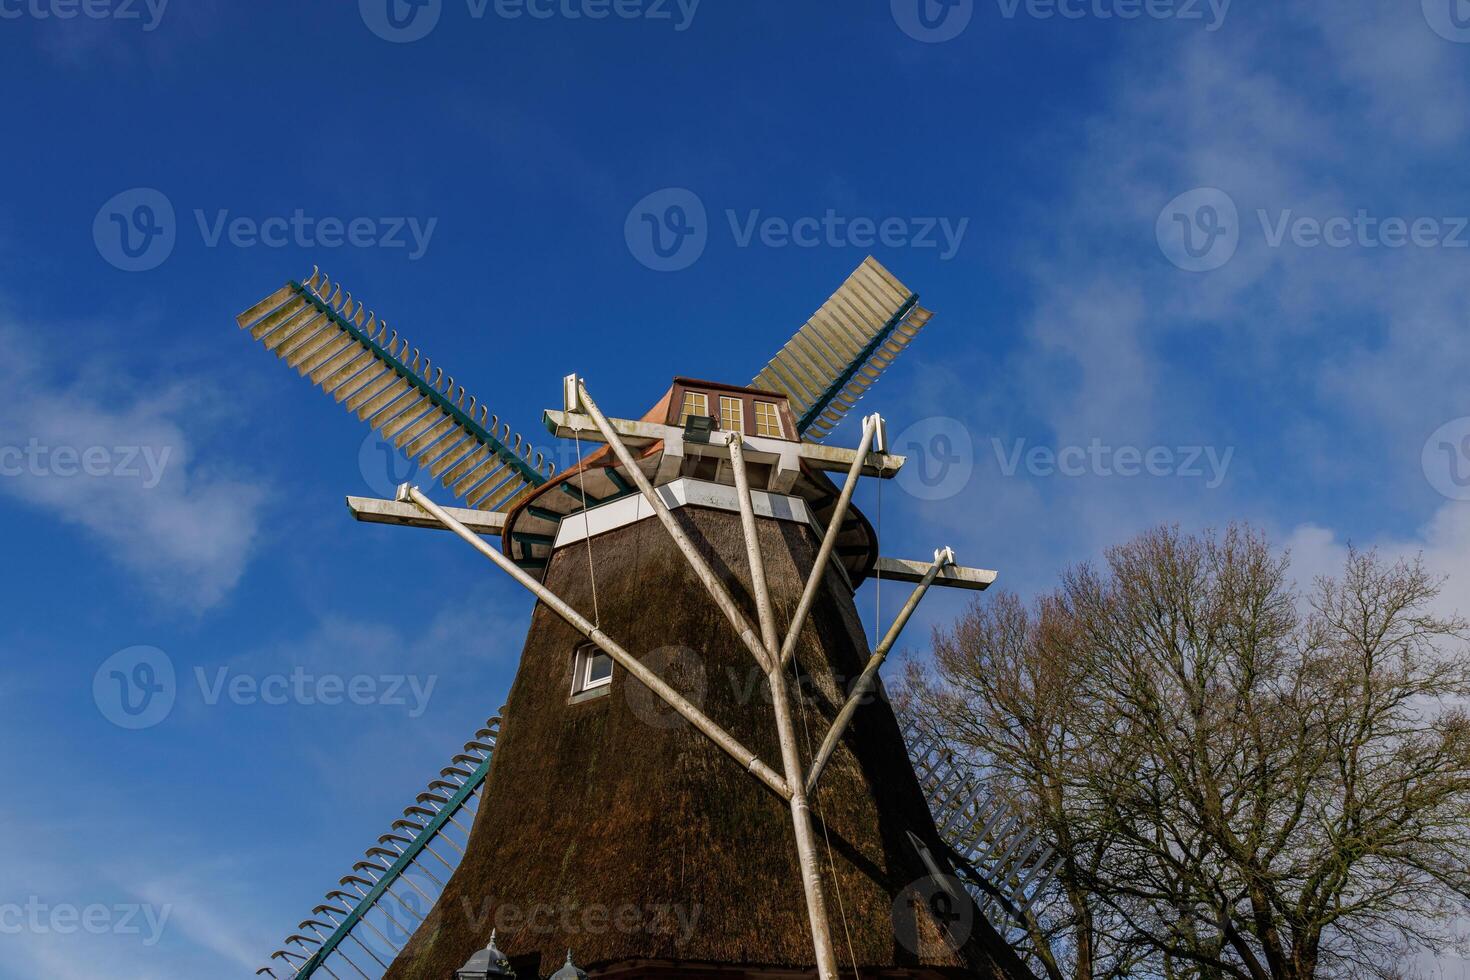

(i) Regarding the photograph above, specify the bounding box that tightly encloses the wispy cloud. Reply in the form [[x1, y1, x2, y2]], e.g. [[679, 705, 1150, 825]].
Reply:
[[898, 5, 1470, 597], [0, 318, 265, 611]]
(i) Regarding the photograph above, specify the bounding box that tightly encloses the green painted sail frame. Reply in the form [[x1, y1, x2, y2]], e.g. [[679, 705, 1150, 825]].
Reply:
[[287, 750, 494, 978], [794, 293, 921, 436], [289, 280, 549, 496]]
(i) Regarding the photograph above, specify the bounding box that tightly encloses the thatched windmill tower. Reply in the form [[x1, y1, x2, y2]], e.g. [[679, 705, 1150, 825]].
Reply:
[[239, 258, 1035, 980]]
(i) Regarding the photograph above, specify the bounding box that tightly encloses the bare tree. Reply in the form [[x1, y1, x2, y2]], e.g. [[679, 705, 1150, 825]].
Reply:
[[904, 525, 1470, 979]]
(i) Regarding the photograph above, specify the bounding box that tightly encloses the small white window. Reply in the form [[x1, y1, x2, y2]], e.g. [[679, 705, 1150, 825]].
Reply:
[[678, 391, 709, 427], [719, 395, 744, 433], [571, 643, 613, 697], [754, 400, 784, 438]]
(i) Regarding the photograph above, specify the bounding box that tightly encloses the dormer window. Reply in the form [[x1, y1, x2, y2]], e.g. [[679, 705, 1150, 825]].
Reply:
[[678, 391, 709, 427], [665, 379, 795, 444], [719, 396, 744, 433], [753, 400, 784, 438]]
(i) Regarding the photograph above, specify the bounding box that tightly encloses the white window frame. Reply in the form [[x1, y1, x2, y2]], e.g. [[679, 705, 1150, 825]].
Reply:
[[571, 643, 613, 697], [678, 391, 710, 427], [754, 400, 784, 438], [718, 395, 745, 433]]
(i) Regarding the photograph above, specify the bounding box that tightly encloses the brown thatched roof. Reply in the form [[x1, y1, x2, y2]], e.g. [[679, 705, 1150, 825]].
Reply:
[[388, 502, 1032, 980]]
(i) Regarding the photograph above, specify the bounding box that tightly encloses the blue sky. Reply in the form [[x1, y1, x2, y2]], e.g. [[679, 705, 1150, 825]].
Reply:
[[3, 1, 1470, 976]]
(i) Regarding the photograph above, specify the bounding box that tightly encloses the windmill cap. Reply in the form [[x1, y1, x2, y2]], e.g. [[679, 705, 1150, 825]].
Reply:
[[458, 930, 514, 975], [549, 950, 588, 979]]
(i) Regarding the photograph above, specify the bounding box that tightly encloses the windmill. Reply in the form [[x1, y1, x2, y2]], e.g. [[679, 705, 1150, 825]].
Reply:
[[239, 257, 1038, 980]]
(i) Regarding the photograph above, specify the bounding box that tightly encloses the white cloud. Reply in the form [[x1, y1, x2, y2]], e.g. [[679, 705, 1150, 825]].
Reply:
[[896, 6, 1470, 600], [0, 319, 264, 611], [1285, 502, 1470, 619], [0, 807, 269, 980]]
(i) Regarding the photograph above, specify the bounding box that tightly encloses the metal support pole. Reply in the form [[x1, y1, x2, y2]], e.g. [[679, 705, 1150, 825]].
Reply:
[[805, 549, 954, 795], [726, 436, 780, 654], [400, 484, 790, 800], [727, 434, 840, 980], [778, 413, 880, 670], [573, 379, 774, 673]]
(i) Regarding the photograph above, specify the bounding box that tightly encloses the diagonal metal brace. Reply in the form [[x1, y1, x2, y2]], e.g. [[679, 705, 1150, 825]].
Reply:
[[398, 483, 790, 800], [805, 548, 955, 795], [778, 412, 882, 670], [571, 378, 775, 673]]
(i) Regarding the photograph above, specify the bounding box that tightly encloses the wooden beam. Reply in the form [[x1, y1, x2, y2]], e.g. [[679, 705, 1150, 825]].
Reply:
[[874, 556, 996, 591], [542, 410, 905, 479], [346, 495, 507, 534]]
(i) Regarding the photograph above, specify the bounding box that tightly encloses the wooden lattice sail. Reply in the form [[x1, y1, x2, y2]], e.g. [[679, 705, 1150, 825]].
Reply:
[[752, 256, 933, 442], [236, 269, 554, 512]]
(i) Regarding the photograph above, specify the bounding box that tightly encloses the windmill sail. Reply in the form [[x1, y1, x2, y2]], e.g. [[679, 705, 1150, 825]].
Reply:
[[752, 255, 933, 441], [236, 270, 554, 511], [902, 720, 1062, 931], [258, 717, 500, 979]]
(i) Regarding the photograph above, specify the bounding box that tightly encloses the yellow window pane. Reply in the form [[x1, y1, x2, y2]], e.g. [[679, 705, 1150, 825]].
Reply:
[[754, 401, 783, 437], [719, 396, 744, 432], [678, 392, 708, 426]]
